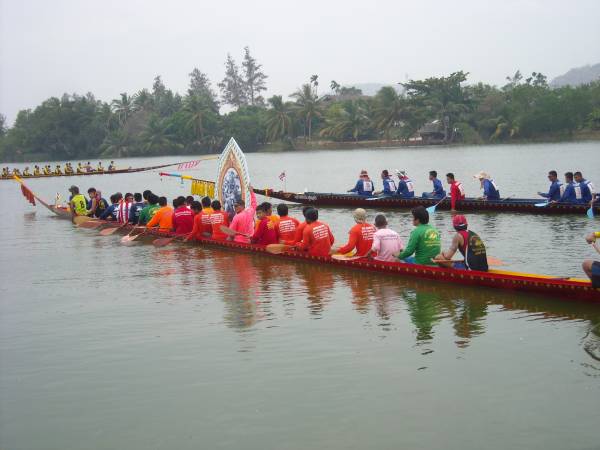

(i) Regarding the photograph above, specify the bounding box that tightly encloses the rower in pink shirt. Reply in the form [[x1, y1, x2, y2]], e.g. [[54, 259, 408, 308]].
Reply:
[[229, 188, 257, 243], [365, 214, 403, 262]]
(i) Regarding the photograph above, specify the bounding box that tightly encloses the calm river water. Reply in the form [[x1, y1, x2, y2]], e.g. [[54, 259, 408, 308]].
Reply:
[[1, 141, 599, 450]]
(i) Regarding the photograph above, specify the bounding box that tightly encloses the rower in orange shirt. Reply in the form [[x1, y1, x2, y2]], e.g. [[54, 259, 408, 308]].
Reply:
[[187, 197, 214, 241], [276, 204, 300, 243], [296, 208, 335, 257], [146, 196, 173, 231], [333, 208, 376, 257], [209, 200, 229, 241], [283, 206, 312, 245]]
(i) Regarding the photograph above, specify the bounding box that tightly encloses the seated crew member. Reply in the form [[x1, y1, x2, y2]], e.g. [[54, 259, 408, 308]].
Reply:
[[365, 214, 403, 262], [373, 170, 397, 196], [13, 168, 21, 176], [474, 171, 500, 200], [33, 165, 41, 176], [276, 204, 300, 243], [582, 232, 600, 287], [557, 172, 581, 203], [196, 196, 214, 236], [116, 192, 133, 224], [65, 163, 74, 174], [54, 165, 62, 175], [108, 161, 116, 171], [422, 170, 446, 198], [574, 171, 595, 204], [348, 170, 374, 196], [538, 170, 563, 201], [395, 170, 415, 198], [146, 196, 173, 231], [295, 207, 335, 257], [395, 206, 441, 266], [187, 201, 208, 240], [333, 208, 376, 257], [87, 187, 108, 218], [1, 167, 8, 177], [96, 161, 104, 172], [99, 193, 122, 220], [251, 204, 279, 245], [128, 193, 145, 224], [138, 194, 160, 225], [209, 200, 229, 241], [85, 162, 94, 173], [185, 195, 194, 209], [76, 163, 84, 174], [22, 167, 31, 176], [433, 215, 488, 271], [283, 206, 312, 245], [446, 172, 465, 211], [172, 196, 194, 234], [229, 188, 257, 244], [68, 185, 89, 217]]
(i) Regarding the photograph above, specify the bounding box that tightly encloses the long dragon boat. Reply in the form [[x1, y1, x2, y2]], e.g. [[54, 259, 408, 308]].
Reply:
[[253, 189, 599, 215], [15, 178, 600, 303]]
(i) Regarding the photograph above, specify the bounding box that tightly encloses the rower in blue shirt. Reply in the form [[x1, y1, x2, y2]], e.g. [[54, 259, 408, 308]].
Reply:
[[99, 193, 121, 220], [474, 171, 500, 200], [129, 192, 146, 223], [373, 170, 397, 196], [396, 170, 415, 198], [558, 172, 582, 203], [348, 169, 374, 196], [574, 171, 595, 204], [537, 170, 563, 201], [422, 170, 446, 198]]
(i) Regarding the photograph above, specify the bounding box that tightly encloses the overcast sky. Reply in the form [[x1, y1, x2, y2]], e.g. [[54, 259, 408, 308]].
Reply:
[[1, 0, 599, 123]]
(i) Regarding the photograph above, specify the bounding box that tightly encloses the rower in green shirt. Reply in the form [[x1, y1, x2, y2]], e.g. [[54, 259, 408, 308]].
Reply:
[[396, 206, 441, 266], [137, 193, 160, 225]]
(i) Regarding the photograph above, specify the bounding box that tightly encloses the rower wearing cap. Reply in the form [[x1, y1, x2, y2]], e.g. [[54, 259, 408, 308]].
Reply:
[[434, 215, 488, 271], [395, 170, 415, 198], [474, 171, 500, 200], [68, 185, 89, 217], [348, 170, 375, 196], [374, 170, 397, 196], [583, 232, 600, 287], [333, 208, 376, 257]]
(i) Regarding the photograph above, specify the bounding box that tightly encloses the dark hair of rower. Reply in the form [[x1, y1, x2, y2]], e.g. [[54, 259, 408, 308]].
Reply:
[[260, 202, 272, 213], [191, 200, 202, 212], [109, 194, 118, 204], [565, 171, 574, 181], [446, 172, 455, 180], [134, 193, 142, 202], [548, 170, 557, 177], [302, 205, 312, 217], [277, 203, 288, 216], [382, 169, 390, 177], [115, 192, 123, 202], [172, 198, 179, 208], [305, 207, 319, 223], [201, 196, 211, 208], [411, 206, 429, 224], [234, 199, 245, 207], [158, 196, 167, 207], [125, 192, 133, 200], [374, 214, 388, 228], [211, 200, 222, 211], [87, 187, 97, 194], [142, 190, 152, 200], [574, 171, 582, 177], [429, 170, 437, 177], [185, 195, 194, 205], [148, 194, 159, 205]]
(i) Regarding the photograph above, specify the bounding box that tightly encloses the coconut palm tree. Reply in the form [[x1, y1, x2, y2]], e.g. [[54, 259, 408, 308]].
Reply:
[[373, 86, 407, 140], [265, 95, 293, 142], [140, 116, 181, 155], [133, 89, 153, 112], [100, 130, 133, 157], [330, 80, 340, 96], [310, 74, 319, 96], [290, 84, 321, 141], [320, 100, 370, 142], [183, 94, 212, 142], [110, 93, 133, 125]]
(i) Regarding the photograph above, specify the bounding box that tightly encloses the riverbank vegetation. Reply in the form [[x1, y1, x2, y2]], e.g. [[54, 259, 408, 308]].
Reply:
[[1, 48, 600, 162]]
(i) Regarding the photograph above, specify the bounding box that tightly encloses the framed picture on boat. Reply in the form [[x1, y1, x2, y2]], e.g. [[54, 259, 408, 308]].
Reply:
[[216, 138, 252, 219]]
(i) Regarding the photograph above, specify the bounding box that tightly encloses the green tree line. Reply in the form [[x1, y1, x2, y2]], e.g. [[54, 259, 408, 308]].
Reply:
[[2, 48, 600, 162]]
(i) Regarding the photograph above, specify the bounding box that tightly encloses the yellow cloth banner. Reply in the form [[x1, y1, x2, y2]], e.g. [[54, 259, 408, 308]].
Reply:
[[191, 180, 215, 198]]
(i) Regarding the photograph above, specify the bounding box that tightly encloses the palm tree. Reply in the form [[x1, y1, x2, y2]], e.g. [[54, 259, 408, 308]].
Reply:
[[133, 89, 153, 112], [183, 94, 212, 142], [110, 93, 133, 125], [290, 84, 321, 141], [100, 130, 132, 157], [373, 86, 407, 140], [265, 95, 293, 142], [320, 100, 370, 142], [330, 80, 340, 96], [140, 116, 180, 155], [310, 74, 319, 96]]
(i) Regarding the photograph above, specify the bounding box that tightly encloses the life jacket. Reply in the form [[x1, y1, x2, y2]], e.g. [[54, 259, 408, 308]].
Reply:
[[572, 182, 582, 200], [71, 194, 88, 216], [362, 179, 373, 193], [117, 201, 132, 223], [383, 177, 397, 193], [458, 230, 488, 271]]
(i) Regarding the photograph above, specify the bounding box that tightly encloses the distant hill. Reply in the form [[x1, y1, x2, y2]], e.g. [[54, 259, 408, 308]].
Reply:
[[550, 63, 600, 87]]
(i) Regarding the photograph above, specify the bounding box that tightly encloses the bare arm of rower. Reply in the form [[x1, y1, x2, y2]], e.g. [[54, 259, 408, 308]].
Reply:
[[441, 233, 463, 260]]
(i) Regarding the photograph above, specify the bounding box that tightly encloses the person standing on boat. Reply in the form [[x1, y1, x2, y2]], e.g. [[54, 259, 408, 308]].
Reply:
[[172, 196, 194, 234], [128, 193, 145, 224], [557, 172, 581, 203], [296, 208, 335, 257], [433, 215, 488, 271], [146, 196, 173, 232], [583, 232, 600, 287], [365, 214, 403, 262], [537, 170, 563, 201], [373, 170, 397, 196], [422, 170, 446, 198], [229, 188, 257, 243], [333, 208, 376, 257], [68, 186, 89, 217], [348, 170, 374, 196], [395, 206, 441, 266], [574, 171, 595, 205], [395, 170, 415, 198], [276, 204, 300, 243], [474, 171, 500, 200], [251, 204, 279, 245], [446, 173, 465, 211]]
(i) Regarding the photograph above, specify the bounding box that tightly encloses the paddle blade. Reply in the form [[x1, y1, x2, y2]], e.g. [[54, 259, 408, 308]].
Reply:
[[426, 205, 436, 215], [99, 227, 119, 236], [73, 215, 93, 225], [486, 256, 506, 266], [587, 207, 594, 219], [153, 237, 176, 247], [78, 220, 104, 229], [534, 202, 548, 207], [266, 244, 292, 254], [332, 254, 361, 261]]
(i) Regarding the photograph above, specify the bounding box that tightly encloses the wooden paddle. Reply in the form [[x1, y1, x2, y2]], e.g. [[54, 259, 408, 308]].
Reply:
[[331, 254, 362, 261], [77, 220, 105, 229], [426, 195, 447, 215], [266, 244, 293, 254], [220, 225, 250, 238], [434, 256, 506, 266], [99, 222, 128, 236], [126, 228, 148, 242], [152, 235, 185, 247], [73, 215, 94, 225]]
